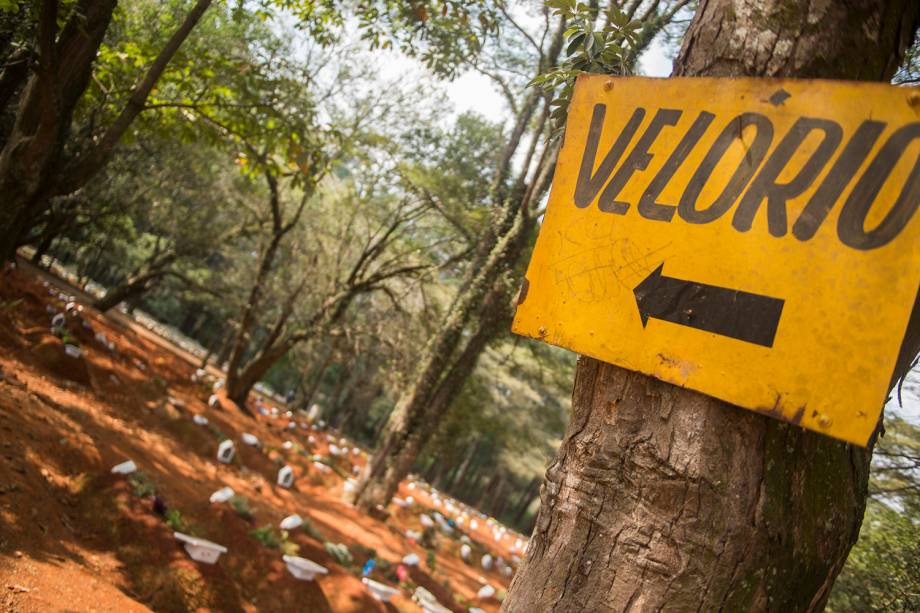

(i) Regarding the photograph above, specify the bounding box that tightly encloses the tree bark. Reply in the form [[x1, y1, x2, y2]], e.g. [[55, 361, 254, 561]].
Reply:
[[0, 0, 116, 261], [349, 277, 516, 510], [92, 252, 176, 312], [0, 0, 212, 261], [501, 1, 919, 612]]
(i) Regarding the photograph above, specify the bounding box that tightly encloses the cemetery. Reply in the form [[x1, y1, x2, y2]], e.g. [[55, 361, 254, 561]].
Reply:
[[0, 267, 519, 611]]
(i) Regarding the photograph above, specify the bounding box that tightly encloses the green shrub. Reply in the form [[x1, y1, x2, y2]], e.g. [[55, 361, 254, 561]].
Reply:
[[228, 495, 253, 520], [165, 509, 189, 533], [249, 525, 282, 549], [324, 542, 353, 567], [128, 471, 157, 498]]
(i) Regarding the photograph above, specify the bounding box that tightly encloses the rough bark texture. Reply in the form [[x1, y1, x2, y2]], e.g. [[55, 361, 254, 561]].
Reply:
[[502, 1, 919, 612], [504, 357, 872, 611]]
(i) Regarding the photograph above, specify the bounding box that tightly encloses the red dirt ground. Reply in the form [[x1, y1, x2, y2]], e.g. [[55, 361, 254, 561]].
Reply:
[[0, 265, 526, 612]]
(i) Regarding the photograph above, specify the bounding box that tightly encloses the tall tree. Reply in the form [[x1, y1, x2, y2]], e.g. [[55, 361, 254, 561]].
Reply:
[[501, 1, 920, 611], [0, 0, 499, 261], [348, 0, 691, 512], [0, 0, 213, 260]]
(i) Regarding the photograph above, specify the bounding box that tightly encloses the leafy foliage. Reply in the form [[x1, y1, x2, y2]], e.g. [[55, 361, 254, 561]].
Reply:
[[127, 471, 157, 498], [228, 495, 254, 521], [529, 0, 642, 139], [829, 415, 920, 610], [828, 500, 920, 612], [324, 541, 354, 567], [249, 524, 282, 548], [165, 509, 190, 533]]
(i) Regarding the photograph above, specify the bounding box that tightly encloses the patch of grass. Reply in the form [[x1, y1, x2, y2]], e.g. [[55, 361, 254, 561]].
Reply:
[[300, 518, 325, 542], [228, 495, 253, 521], [249, 524, 299, 554], [55, 328, 80, 346], [250, 524, 282, 549], [324, 542, 353, 568], [165, 509, 189, 533], [378, 559, 397, 583], [128, 471, 157, 498]]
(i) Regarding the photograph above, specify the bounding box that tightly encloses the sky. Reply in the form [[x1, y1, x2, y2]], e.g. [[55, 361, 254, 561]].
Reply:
[[443, 34, 675, 123]]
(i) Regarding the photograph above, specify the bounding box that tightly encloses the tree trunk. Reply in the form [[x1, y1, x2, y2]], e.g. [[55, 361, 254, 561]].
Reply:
[[225, 288, 356, 411], [0, 0, 212, 261], [349, 279, 515, 510], [30, 208, 71, 266], [92, 252, 176, 312], [501, 1, 920, 611], [92, 272, 160, 312], [212, 251, 274, 404], [445, 440, 480, 491], [0, 0, 117, 261], [226, 338, 293, 410], [339, 13, 599, 514]]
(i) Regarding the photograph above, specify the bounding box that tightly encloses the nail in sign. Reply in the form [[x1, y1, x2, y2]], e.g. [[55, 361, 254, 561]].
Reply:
[[513, 75, 920, 446]]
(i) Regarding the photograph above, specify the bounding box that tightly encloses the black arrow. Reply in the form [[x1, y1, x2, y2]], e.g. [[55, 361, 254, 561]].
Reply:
[[633, 263, 785, 347]]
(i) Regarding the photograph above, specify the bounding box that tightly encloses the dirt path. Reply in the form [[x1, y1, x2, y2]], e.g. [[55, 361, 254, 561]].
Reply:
[[0, 266, 523, 612]]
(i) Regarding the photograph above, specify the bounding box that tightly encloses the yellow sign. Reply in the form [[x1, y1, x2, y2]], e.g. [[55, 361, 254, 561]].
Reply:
[[513, 75, 920, 446]]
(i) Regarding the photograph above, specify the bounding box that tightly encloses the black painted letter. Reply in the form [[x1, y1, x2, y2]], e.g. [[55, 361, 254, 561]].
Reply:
[[792, 120, 887, 241], [678, 113, 774, 224], [838, 122, 920, 250], [573, 105, 645, 208], [599, 108, 682, 215], [638, 111, 715, 222], [732, 117, 843, 237]]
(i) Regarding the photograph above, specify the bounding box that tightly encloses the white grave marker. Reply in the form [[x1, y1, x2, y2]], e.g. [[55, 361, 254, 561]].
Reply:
[[283, 555, 328, 581], [280, 514, 303, 530], [209, 486, 234, 503], [363, 578, 398, 602], [217, 440, 235, 464], [174, 532, 227, 564], [111, 460, 137, 475], [277, 465, 294, 488]]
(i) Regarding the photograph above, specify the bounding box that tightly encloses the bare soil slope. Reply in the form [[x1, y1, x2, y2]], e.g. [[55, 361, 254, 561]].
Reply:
[[0, 266, 522, 612]]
